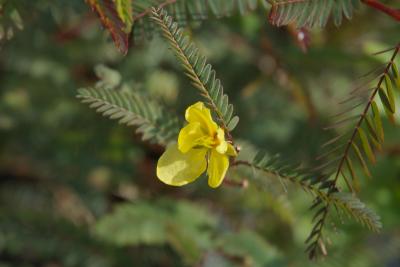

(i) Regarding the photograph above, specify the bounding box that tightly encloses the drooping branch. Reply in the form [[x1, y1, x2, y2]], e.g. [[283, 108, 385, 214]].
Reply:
[[232, 160, 381, 236], [306, 44, 399, 259], [332, 44, 399, 190], [361, 0, 400, 21]]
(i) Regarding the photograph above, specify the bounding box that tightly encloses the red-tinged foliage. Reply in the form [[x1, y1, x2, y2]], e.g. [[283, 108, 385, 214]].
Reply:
[[86, 0, 130, 55]]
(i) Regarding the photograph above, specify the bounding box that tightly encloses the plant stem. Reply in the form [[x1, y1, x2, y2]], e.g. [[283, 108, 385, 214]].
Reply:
[[361, 0, 400, 21], [133, 0, 177, 21]]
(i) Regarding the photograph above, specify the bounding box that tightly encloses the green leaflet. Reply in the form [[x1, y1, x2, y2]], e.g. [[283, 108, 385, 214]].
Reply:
[[364, 116, 382, 151], [378, 87, 394, 114], [115, 0, 133, 33], [392, 62, 399, 79], [227, 116, 240, 131], [391, 62, 400, 91], [371, 101, 384, 142], [357, 127, 376, 164], [384, 74, 395, 113], [351, 142, 371, 178], [345, 156, 358, 192]]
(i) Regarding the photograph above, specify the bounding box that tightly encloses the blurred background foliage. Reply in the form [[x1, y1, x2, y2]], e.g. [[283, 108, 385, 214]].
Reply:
[[1, 0, 400, 266]]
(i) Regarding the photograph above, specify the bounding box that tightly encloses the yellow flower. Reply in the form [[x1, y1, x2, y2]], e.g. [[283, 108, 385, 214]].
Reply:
[[157, 102, 237, 188]]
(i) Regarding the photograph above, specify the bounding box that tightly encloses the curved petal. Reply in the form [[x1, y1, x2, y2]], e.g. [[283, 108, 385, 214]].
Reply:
[[178, 122, 208, 153], [157, 144, 207, 186], [207, 149, 229, 188], [215, 128, 228, 154], [226, 143, 237, 157], [185, 102, 217, 135]]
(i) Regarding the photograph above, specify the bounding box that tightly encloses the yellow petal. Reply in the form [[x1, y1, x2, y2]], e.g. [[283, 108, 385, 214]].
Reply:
[[215, 128, 228, 154], [157, 144, 207, 186], [226, 143, 237, 157], [207, 149, 229, 188], [185, 102, 217, 135], [178, 122, 204, 153], [178, 122, 208, 153]]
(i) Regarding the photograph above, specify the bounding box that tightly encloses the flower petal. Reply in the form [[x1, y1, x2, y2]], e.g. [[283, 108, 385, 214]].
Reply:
[[215, 128, 228, 154], [185, 102, 217, 135], [157, 144, 207, 186], [226, 143, 237, 157], [178, 122, 210, 153], [207, 149, 229, 188]]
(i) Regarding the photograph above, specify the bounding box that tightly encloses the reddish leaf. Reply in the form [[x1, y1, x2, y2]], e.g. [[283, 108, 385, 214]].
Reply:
[[86, 0, 130, 55]]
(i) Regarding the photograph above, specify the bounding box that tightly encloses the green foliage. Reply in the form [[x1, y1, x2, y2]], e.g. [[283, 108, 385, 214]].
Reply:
[[247, 150, 382, 232], [115, 0, 133, 31], [132, 0, 268, 40], [0, 1, 24, 43], [151, 8, 239, 132], [94, 200, 217, 264], [1, 0, 400, 266], [268, 0, 361, 27], [217, 230, 282, 267], [79, 6, 398, 260], [331, 192, 382, 231], [77, 87, 180, 145], [94, 200, 286, 266], [306, 46, 400, 259]]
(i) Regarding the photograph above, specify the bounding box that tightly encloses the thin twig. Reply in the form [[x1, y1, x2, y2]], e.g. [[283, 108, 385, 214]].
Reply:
[[223, 178, 249, 188], [133, 0, 177, 21], [361, 0, 400, 21]]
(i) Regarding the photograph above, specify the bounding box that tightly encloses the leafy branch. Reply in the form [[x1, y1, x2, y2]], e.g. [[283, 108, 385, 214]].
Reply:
[[332, 45, 399, 193], [132, 0, 269, 42], [306, 44, 399, 259], [77, 87, 181, 145], [268, 0, 361, 27], [150, 7, 239, 135], [133, 0, 268, 22], [232, 155, 381, 236]]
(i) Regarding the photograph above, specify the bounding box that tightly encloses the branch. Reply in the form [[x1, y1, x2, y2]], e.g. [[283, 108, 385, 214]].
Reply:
[[306, 44, 400, 259], [332, 44, 400, 190], [232, 160, 332, 200], [133, 0, 177, 21], [362, 0, 400, 21], [232, 159, 381, 235]]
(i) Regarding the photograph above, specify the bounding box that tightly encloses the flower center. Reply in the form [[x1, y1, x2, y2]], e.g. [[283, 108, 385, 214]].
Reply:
[[212, 132, 221, 146]]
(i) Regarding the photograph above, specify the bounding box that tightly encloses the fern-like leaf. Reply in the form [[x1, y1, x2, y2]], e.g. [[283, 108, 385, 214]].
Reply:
[[77, 87, 180, 145], [150, 7, 239, 133], [331, 192, 382, 231], [268, 0, 361, 27], [233, 151, 381, 241], [306, 44, 399, 259], [132, 0, 269, 40]]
